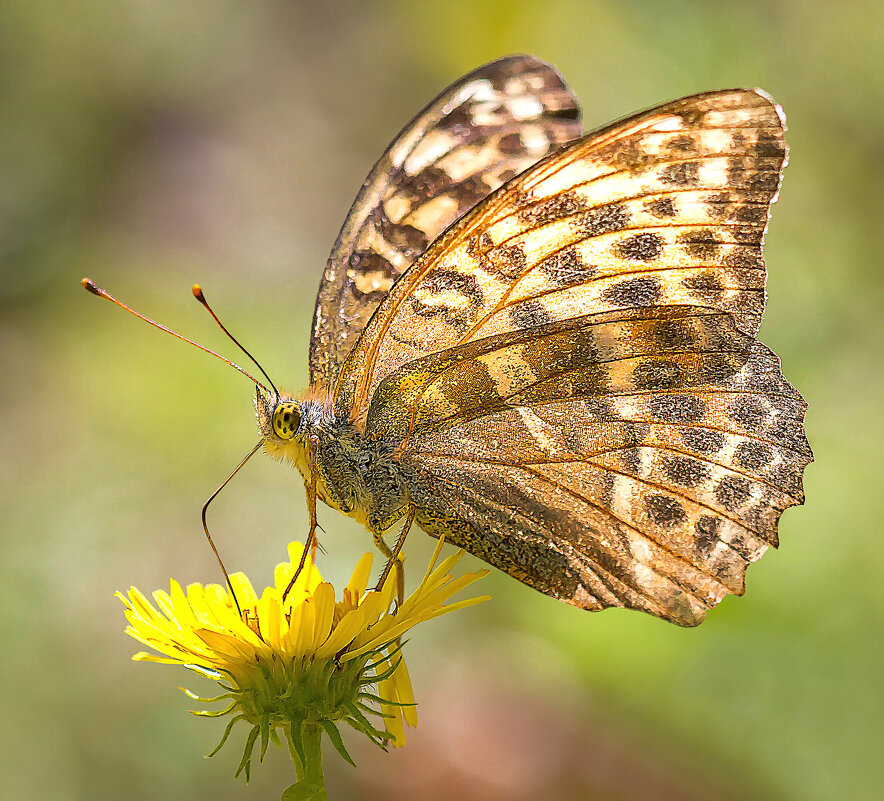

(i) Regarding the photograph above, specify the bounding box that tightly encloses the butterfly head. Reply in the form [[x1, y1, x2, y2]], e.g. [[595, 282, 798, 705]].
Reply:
[[271, 400, 302, 440], [254, 388, 337, 489], [256, 389, 303, 443]]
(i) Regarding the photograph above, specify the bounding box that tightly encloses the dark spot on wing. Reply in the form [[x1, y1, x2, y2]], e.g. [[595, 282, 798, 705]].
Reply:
[[602, 276, 662, 306], [615, 233, 664, 262], [520, 192, 584, 225], [466, 232, 494, 259], [729, 397, 766, 429], [734, 441, 773, 471], [754, 131, 786, 158], [498, 132, 524, 155], [747, 169, 780, 194], [620, 447, 641, 473], [645, 197, 677, 218], [650, 319, 698, 350], [714, 476, 752, 511], [734, 204, 767, 224], [347, 250, 396, 301], [683, 271, 725, 301], [648, 394, 706, 423], [633, 359, 684, 390], [723, 244, 763, 269], [399, 166, 453, 199], [732, 225, 764, 246], [408, 269, 486, 332], [681, 427, 725, 454], [679, 230, 721, 260], [576, 202, 631, 236], [374, 207, 429, 258], [422, 268, 486, 305], [694, 516, 721, 556], [659, 161, 700, 186], [598, 471, 615, 507], [508, 300, 555, 329], [645, 494, 687, 526], [705, 192, 732, 219], [538, 247, 596, 287], [663, 455, 710, 487], [668, 135, 697, 152], [485, 243, 528, 279]]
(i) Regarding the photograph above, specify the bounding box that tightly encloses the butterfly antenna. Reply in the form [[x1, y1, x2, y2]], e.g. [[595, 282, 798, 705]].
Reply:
[[200, 440, 264, 619], [81, 278, 271, 393], [192, 285, 280, 399]]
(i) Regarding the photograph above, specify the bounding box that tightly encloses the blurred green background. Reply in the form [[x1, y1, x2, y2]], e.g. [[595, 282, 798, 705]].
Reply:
[[3, 1, 881, 799]]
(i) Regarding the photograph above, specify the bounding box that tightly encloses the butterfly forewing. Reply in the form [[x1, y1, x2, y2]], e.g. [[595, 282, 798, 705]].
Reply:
[[335, 89, 786, 419], [309, 55, 582, 392]]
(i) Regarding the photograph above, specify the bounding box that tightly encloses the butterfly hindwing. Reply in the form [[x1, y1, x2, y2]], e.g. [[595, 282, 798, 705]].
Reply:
[[397, 341, 810, 626], [335, 89, 787, 420], [309, 55, 582, 392]]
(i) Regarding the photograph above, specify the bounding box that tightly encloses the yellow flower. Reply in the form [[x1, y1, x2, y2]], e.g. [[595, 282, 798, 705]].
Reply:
[[119, 538, 488, 799]]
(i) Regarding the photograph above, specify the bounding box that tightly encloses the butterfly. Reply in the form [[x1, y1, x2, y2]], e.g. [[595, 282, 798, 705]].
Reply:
[[89, 55, 812, 626]]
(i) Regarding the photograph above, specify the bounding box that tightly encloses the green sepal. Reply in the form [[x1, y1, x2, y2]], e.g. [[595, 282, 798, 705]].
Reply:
[[206, 713, 244, 758], [320, 719, 357, 768], [356, 700, 395, 720], [234, 724, 260, 781], [358, 691, 416, 708], [180, 686, 236, 704], [362, 640, 407, 675], [190, 701, 237, 718], [343, 703, 388, 744], [288, 719, 307, 772], [370, 655, 403, 683], [259, 715, 271, 761]]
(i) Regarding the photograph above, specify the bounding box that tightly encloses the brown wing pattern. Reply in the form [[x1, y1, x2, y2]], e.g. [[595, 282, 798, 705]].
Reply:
[[308, 55, 582, 391], [335, 89, 787, 420], [397, 341, 810, 626], [364, 305, 752, 441]]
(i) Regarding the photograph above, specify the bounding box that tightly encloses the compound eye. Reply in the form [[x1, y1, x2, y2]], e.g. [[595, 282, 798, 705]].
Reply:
[[272, 403, 301, 440]]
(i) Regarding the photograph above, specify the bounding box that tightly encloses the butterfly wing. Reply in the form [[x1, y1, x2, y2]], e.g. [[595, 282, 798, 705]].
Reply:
[[309, 55, 582, 391], [344, 87, 809, 624], [334, 89, 787, 420], [362, 303, 809, 625]]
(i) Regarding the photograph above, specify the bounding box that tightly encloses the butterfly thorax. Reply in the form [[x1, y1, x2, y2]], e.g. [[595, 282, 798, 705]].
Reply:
[[255, 388, 411, 533]]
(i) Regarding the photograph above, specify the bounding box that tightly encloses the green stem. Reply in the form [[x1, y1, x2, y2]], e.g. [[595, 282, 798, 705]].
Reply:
[[282, 722, 327, 801]]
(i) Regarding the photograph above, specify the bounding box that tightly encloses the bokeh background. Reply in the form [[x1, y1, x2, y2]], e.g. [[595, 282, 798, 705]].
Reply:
[[3, 1, 882, 799]]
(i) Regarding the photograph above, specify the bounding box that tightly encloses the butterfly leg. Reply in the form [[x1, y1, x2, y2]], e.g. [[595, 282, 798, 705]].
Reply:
[[373, 503, 416, 606]]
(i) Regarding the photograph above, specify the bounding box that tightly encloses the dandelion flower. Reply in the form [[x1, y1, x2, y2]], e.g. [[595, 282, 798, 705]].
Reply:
[[119, 539, 488, 800]]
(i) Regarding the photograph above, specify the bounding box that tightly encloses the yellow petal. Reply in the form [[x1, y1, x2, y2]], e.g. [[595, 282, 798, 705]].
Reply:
[[228, 572, 259, 607], [345, 553, 374, 598], [151, 589, 175, 617], [279, 600, 303, 656], [259, 589, 287, 647], [168, 580, 199, 628], [311, 583, 336, 650], [294, 596, 316, 655], [316, 602, 377, 659], [377, 669, 406, 748], [390, 657, 417, 728]]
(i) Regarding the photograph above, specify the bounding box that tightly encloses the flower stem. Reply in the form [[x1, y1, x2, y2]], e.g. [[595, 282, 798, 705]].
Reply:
[[283, 722, 327, 801]]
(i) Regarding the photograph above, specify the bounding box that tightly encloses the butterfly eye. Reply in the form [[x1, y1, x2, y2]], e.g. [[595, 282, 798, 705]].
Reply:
[[272, 403, 301, 440]]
